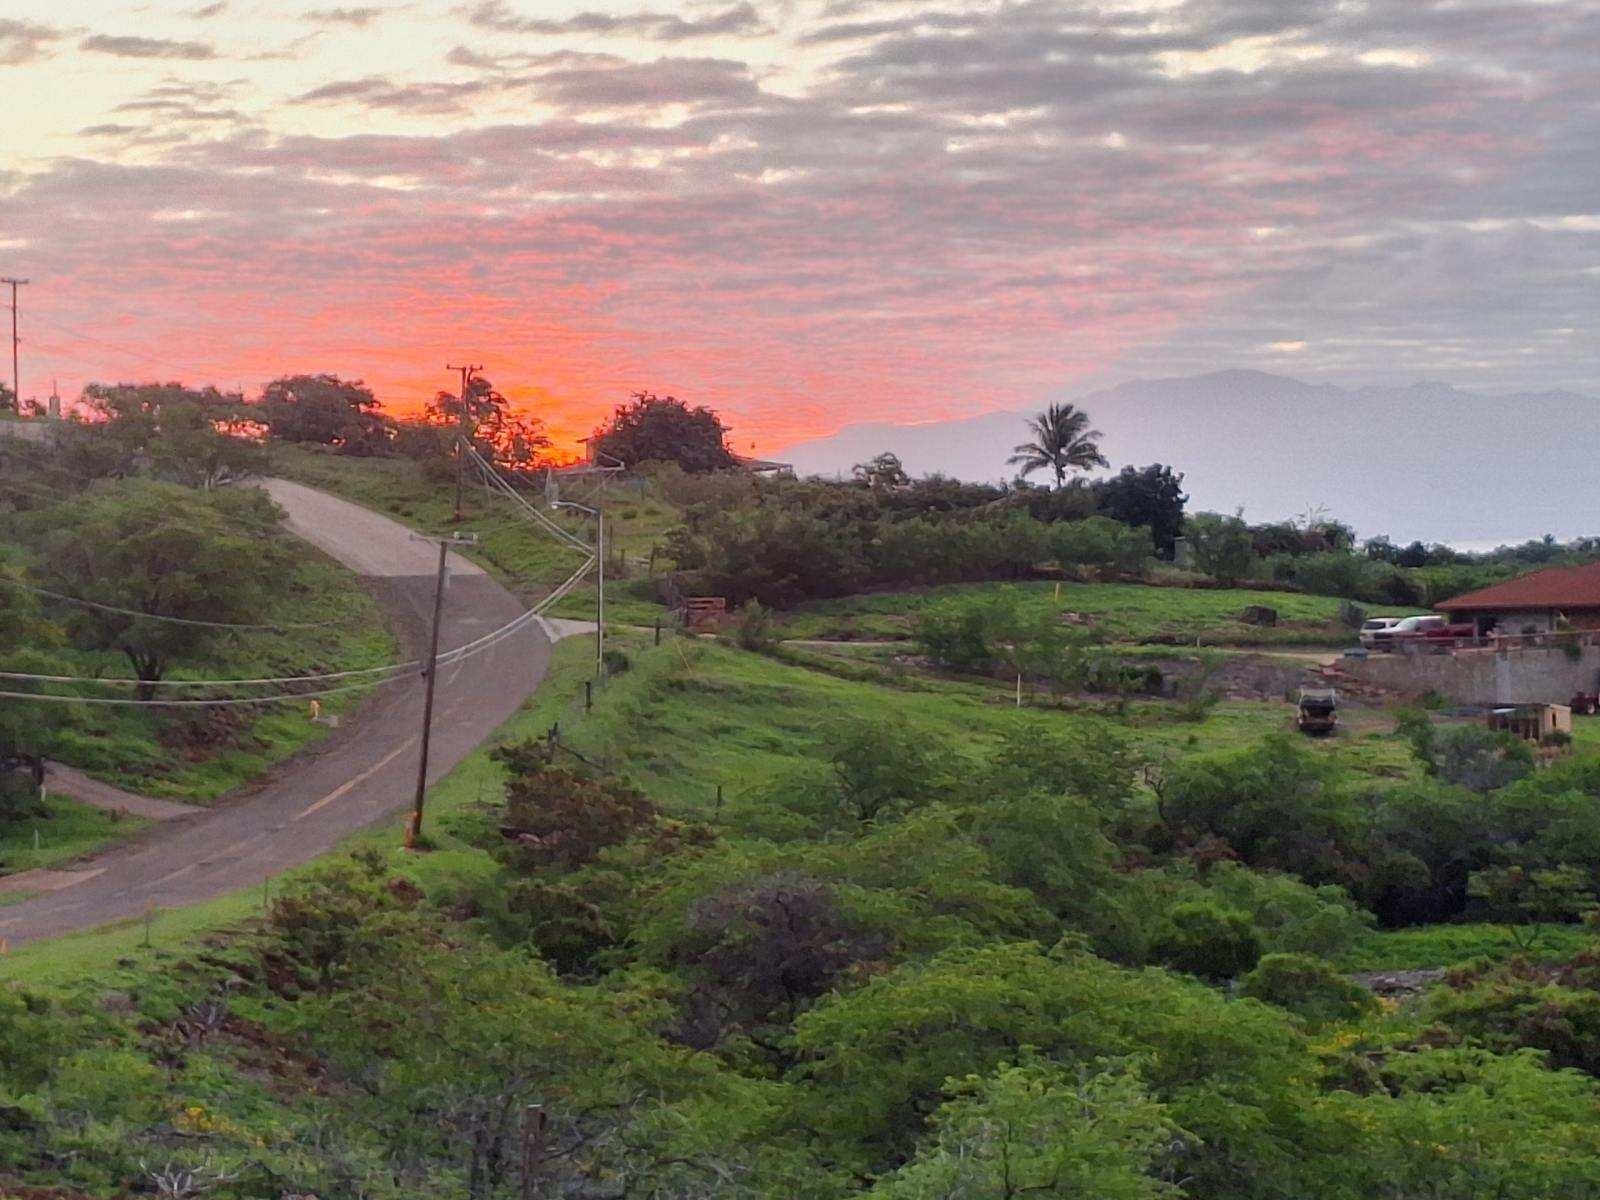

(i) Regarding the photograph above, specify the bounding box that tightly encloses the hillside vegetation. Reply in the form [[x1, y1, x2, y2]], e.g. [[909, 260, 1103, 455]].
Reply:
[[13, 390, 1600, 1199], [12, 625, 1600, 1197]]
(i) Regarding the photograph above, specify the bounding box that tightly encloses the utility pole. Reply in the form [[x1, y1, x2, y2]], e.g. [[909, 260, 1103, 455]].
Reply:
[[403, 531, 478, 848], [447, 363, 481, 522], [406, 538, 450, 850], [2, 278, 27, 415]]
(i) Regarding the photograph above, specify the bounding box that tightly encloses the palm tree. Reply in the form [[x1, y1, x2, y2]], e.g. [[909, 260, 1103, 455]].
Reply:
[[1008, 403, 1108, 488]]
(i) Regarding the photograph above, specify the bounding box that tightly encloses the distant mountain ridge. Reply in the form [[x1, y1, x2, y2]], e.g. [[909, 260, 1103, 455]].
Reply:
[[776, 370, 1600, 547]]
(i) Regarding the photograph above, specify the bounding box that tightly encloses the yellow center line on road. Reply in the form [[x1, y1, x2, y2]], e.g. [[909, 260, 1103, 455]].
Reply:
[[293, 738, 417, 822]]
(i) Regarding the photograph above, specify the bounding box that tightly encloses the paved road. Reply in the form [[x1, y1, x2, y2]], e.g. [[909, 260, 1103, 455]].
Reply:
[[0, 479, 554, 949]]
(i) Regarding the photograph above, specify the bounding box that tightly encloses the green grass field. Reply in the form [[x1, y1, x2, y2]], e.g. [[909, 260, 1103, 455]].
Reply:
[[0, 627, 1503, 991], [778, 579, 1385, 646], [0, 796, 147, 876], [1341, 922, 1594, 972]]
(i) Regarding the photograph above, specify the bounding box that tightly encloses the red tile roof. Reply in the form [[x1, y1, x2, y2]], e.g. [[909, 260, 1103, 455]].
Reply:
[[1439, 561, 1600, 612]]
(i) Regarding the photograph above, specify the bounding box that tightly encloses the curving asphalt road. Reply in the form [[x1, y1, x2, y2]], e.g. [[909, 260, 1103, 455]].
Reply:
[[0, 478, 557, 949]]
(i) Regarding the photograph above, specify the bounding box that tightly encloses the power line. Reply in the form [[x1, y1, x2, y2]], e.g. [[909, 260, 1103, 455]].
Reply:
[[0, 575, 364, 631], [0, 673, 411, 708], [29, 311, 215, 378], [0, 583, 576, 703], [0, 659, 420, 689]]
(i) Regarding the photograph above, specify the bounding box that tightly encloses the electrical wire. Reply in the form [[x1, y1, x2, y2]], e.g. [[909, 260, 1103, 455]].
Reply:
[[0, 672, 414, 708], [0, 659, 422, 688], [0, 558, 591, 702], [0, 419, 602, 709], [0, 575, 365, 631]]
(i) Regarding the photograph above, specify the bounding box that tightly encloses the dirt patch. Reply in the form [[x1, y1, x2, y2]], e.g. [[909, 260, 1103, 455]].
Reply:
[[1154, 654, 1318, 702], [1352, 968, 1447, 1000]]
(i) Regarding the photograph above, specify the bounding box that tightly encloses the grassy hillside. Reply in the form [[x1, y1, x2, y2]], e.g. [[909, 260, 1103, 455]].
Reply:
[[780, 579, 1400, 646], [13, 457, 1600, 1199], [9, 629, 1600, 1197], [26, 549, 398, 803]]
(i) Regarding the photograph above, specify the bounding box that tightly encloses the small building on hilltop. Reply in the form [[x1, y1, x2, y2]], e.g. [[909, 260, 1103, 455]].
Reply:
[[1438, 561, 1600, 636]]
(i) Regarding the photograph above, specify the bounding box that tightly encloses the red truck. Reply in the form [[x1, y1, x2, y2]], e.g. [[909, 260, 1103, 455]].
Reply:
[[1416, 622, 1478, 648]]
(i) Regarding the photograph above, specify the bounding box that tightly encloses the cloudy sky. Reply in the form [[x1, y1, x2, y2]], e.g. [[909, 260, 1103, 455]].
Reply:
[[2, 0, 1596, 450]]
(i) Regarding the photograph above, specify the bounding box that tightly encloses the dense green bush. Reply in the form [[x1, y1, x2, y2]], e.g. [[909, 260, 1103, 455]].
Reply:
[[1049, 515, 1152, 571], [1148, 902, 1262, 980], [1240, 953, 1377, 1025]]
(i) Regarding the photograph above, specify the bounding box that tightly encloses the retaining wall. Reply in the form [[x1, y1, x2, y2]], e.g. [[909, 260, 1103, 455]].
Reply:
[[1348, 644, 1600, 706]]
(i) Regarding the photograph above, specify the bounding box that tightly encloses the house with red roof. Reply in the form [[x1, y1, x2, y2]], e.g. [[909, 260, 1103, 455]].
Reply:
[[1439, 561, 1600, 637]]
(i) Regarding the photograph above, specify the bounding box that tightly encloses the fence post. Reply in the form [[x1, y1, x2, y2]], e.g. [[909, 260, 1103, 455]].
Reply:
[[654, 618, 662, 646], [584, 680, 593, 711]]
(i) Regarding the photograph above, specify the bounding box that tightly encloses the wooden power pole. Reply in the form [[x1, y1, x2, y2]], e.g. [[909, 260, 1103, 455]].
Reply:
[[2, 278, 27, 415], [405, 530, 480, 850], [447, 362, 481, 522]]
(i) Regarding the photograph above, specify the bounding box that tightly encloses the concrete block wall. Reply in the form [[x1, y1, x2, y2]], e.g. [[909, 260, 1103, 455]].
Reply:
[[1348, 644, 1600, 706]]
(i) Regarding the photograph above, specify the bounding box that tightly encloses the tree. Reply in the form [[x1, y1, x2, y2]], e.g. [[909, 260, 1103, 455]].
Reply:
[[0, 552, 66, 807], [792, 941, 1305, 1179], [256, 374, 391, 453], [593, 392, 736, 473], [1049, 515, 1153, 572], [492, 742, 657, 872], [1239, 953, 1377, 1026], [826, 719, 950, 824], [682, 872, 885, 1033], [913, 590, 1069, 695], [1093, 464, 1187, 558], [1159, 734, 1349, 881], [1467, 865, 1595, 948], [32, 480, 296, 696], [1431, 725, 1534, 793], [425, 372, 550, 471], [1185, 510, 1256, 584], [853, 452, 910, 491], [867, 1057, 1181, 1200], [80, 382, 266, 488], [1008, 403, 1107, 489]]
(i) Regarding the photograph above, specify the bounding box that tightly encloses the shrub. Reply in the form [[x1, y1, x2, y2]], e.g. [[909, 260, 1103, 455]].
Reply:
[[1049, 516, 1152, 572], [1185, 511, 1255, 585], [735, 600, 778, 651], [1149, 902, 1262, 980], [1432, 725, 1534, 793], [265, 858, 399, 990], [493, 745, 658, 872], [1240, 953, 1377, 1025]]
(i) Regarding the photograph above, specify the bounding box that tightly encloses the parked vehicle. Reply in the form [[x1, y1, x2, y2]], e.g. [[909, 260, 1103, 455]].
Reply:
[[1296, 688, 1339, 736], [1368, 614, 1447, 650], [1358, 617, 1407, 649], [1417, 622, 1478, 647]]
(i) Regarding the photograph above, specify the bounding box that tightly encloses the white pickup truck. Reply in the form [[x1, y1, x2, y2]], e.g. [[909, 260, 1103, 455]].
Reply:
[[1358, 617, 1406, 648], [1364, 614, 1448, 650]]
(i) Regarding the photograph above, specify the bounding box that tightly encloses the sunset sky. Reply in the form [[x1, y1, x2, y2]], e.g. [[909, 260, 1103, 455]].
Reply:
[[2, 0, 1597, 451]]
